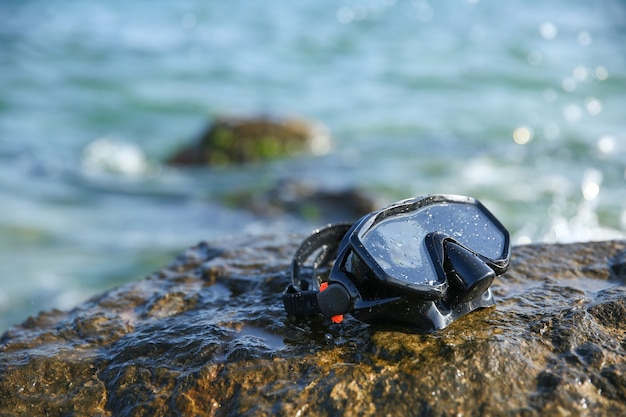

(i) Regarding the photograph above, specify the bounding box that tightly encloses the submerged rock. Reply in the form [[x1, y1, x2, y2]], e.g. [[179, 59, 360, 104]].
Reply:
[[225, 179, 379, 224], [167, 115, 332, 166], [1, 237, 626, 416]]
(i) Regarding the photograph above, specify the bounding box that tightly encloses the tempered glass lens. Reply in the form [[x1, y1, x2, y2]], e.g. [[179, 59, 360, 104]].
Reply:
[[359, 201, 506, 285]]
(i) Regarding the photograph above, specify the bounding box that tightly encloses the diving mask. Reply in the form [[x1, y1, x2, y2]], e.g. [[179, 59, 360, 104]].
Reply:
[[282, 194, 511, 332]]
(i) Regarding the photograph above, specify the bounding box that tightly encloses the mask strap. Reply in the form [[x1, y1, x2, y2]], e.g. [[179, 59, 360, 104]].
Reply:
[[283, 223, 352, 317], [290, 223, 353, 290]]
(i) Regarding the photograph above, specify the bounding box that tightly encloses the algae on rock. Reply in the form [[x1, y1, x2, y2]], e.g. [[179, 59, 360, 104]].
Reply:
[[167, 115, 332, 166]]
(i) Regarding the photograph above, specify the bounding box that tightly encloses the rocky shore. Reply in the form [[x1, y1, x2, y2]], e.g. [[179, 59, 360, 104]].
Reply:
[[1, 236, 626, 416]]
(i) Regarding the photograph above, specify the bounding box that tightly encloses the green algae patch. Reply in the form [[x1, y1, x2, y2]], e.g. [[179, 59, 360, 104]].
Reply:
[[167, 115, 332, 166]]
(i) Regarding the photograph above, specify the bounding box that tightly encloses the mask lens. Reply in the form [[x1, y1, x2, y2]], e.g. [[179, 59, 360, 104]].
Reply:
[[360, 217, 438, 286], [358, 200, 506, 286]]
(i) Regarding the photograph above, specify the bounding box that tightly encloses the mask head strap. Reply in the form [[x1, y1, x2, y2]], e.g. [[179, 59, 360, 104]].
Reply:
[[282, 224, 353, 317]]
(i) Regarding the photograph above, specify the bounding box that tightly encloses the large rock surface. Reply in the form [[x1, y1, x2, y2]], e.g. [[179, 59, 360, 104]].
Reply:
[[1, 236, 626, 416]]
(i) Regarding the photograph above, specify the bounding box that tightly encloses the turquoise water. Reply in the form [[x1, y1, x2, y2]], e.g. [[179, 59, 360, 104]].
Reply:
[[1, 0, 625, 332]]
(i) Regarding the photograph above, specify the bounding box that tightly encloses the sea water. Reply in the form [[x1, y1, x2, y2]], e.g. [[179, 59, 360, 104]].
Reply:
[[0, 0, 625, 332]]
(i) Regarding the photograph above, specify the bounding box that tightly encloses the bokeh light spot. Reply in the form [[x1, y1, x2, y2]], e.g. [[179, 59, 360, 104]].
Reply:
[[594, 66, 609, 80], [585, 97, 602, 115], [577, 30, 592, 46], [573, 66, 589, 82], [582, 182, 600, 201], [581, 169, 602, 201], [513, 126, 533, 145], [597, 135, 615, 154], [563, 104, 582, 123], [539, 22, 558, 40], [562, 77, 576, 92]]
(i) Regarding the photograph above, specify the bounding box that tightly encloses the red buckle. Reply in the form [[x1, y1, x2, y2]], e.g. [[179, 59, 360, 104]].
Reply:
[[319, 282, 344, 323]]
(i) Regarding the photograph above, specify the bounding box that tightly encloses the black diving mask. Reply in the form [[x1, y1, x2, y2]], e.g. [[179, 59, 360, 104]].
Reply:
[[282, 194, 511, 332]]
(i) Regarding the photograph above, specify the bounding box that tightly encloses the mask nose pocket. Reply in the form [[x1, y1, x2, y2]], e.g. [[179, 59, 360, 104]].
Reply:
[[443, 241, 496, 304]]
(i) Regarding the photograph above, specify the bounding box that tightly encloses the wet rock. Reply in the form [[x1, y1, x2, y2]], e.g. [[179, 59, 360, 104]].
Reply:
[[167, 115, 332, 166], [2, 239, 626, 416], [225, 179, 379, 224]]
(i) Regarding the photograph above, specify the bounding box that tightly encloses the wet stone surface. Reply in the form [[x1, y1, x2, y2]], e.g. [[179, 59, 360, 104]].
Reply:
[[1, 237, 626, 416]]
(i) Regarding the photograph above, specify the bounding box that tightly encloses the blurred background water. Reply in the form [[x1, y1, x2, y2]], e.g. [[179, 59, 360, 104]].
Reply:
[[1, 0, 625, 332]]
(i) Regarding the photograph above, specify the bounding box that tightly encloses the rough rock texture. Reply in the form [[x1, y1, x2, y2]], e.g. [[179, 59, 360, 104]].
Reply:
[[1, 237, 626, 417], [167, 115, 332, 166]]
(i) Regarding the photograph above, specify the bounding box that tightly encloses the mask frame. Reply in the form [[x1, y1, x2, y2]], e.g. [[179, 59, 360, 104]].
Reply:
[[283, 194, 511, 332]]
